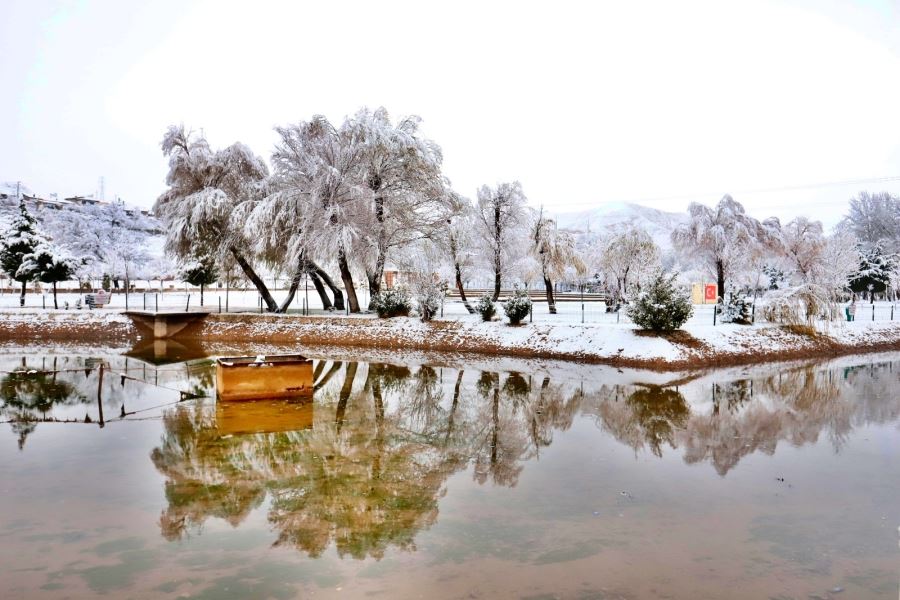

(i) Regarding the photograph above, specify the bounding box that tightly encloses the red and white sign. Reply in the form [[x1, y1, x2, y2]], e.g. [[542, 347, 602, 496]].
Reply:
[[704, 284, 717, 302]]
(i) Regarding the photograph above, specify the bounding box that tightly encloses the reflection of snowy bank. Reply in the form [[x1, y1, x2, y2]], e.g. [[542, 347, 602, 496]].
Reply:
[[192, 313, 900, 370]]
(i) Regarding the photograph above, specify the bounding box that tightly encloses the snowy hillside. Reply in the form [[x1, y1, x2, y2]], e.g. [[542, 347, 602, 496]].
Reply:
[[555, 202, 687, 250]]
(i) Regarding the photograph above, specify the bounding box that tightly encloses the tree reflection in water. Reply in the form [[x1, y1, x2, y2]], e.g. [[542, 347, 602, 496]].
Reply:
[[149, 357, 900, 557], [150, 361, 582, 558], [0, 357, 86, 449]]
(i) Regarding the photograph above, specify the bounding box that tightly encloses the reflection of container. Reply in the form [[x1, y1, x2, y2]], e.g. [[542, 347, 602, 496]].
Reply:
[[216, 398, 314, 435], [216, 355, 313, 401]]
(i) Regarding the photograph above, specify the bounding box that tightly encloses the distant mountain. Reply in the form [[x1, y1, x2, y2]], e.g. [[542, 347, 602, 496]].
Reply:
[[554, 202, 688, 250]]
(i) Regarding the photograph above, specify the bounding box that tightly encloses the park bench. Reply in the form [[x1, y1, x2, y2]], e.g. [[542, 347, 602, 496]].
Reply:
[[84, 291, 110, 309]]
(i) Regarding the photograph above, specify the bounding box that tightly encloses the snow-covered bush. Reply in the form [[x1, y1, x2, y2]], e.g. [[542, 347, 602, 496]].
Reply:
[[370, 287, 412, 318], [413, 278, 444, 322], [503, 288, 532, 325], [475, 294, 496, 321], [626, 272, 693, 332], [759, 284, 840, 326], [719, 294, 752, 325]]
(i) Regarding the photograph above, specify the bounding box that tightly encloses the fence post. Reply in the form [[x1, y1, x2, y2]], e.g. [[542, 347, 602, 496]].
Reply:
[[872, 304, 875, 321], [42, 295, 45, 309], [185, 294, 191, 312], [713, 304, 717, 326], [892, 305, 894, 321], [581, 285, 585, 324], [143, 294, 147, 310], [751, 303, 756, 324], [155, 294, 158, 312], [529, 302, 533, 323], [616, 309, 620, 324], [218, 297, 222, 314]]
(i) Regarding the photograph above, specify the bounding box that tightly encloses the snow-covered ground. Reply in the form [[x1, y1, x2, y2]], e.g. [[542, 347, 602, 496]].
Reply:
[[2, 292, 899, 369]]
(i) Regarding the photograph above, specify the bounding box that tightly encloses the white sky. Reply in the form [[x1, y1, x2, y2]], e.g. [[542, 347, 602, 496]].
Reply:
[[3, 0, 900, 229]]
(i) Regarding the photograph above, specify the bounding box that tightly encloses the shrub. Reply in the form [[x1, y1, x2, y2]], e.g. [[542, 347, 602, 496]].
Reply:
[[414, 279, 444, 322], [719, 294, 753, 325], [370, 287, 412, 318], [475, 294, 496, 321], [759, 284, 839, 326], [626, 272, 693, 332], [503, 288, 532, 325]]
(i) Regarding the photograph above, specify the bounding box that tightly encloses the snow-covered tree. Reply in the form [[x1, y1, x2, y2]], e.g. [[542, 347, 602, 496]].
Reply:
[[762, 219, 860, 324], [436, 192, 478, 313], [154, 125, 279, 311], [590, 225, 659, 304], [475, 182, 530, 301], [626, 272, 693, 332], [40, 202, 155, 287], [0, 199, 43, 306], [530, 211, 585, 313], [348, 107, 448, 303], [842, 191, 900, 252], [266, 116, 370, 313], [672, 195, 773, 300], [180, 251, 219, 307], [850, 240, 896, 301], [20, 241, 78, 309]]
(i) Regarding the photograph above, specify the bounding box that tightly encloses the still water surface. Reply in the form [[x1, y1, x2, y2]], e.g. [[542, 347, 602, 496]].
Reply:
[[1, 345, 899, 599]]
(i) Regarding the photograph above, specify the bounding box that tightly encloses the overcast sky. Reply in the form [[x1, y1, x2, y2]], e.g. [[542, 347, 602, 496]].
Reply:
[[3, 0, 900, 228]]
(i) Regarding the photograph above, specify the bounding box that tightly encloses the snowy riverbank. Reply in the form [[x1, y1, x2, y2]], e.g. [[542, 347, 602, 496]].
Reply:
[[1, 308, 898, 370]]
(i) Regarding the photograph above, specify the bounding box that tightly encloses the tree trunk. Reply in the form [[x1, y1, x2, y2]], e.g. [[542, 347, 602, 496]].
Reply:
[[276, 260, 306, 313], [445, 369, 464, 445], [52, 281, 58, 309], [367, 252, 386, 309], [493, 203, 502, 302], [229, 247, 277, 312], [311, 263, 344, 310], [716, 260, 725, 302], [335, 362, 357, 434], [337, 247, 361, 313], [368, 193, 387, 308], [308, 271, 332, 310], [455, 262, 474, 314], [19, 280, 25, 307], [543, 275, 556, 314]]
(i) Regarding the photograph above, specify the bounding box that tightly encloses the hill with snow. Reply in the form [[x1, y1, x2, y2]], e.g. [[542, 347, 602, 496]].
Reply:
[[555, 202, 688, 250]]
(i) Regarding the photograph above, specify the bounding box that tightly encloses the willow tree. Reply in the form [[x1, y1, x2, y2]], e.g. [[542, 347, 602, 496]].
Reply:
[[154, 125, 280, 311], [591, 225, 660, 302], [270, 117, 370, 313], [349, 108, 447, 304], [531, 212, 585, 313], [672, 194, 770, 299]]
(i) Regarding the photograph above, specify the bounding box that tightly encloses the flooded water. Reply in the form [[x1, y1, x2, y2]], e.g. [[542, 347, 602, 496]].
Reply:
[[1, 344, 899, 599]]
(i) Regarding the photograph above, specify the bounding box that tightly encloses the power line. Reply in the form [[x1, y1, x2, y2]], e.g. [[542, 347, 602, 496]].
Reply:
[[556, 174, 900, 209]]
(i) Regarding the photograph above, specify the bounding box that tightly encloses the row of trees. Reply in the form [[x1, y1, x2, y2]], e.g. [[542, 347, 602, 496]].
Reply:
[[154, 106, 898, 319], [155, 109, 590, 315], [0, 200, 77, 308]]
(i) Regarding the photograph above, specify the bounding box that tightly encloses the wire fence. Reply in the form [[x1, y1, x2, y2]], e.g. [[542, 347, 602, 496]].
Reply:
[[2, 290, 899, 327]]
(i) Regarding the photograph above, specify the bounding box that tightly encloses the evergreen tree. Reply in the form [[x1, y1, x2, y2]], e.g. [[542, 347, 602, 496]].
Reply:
[[850, 241, 897, 301], [180, 252, 219, 306], [0, 199, 43, 306], [22, 242, 78, 309], [626, 272, 694, 332]]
